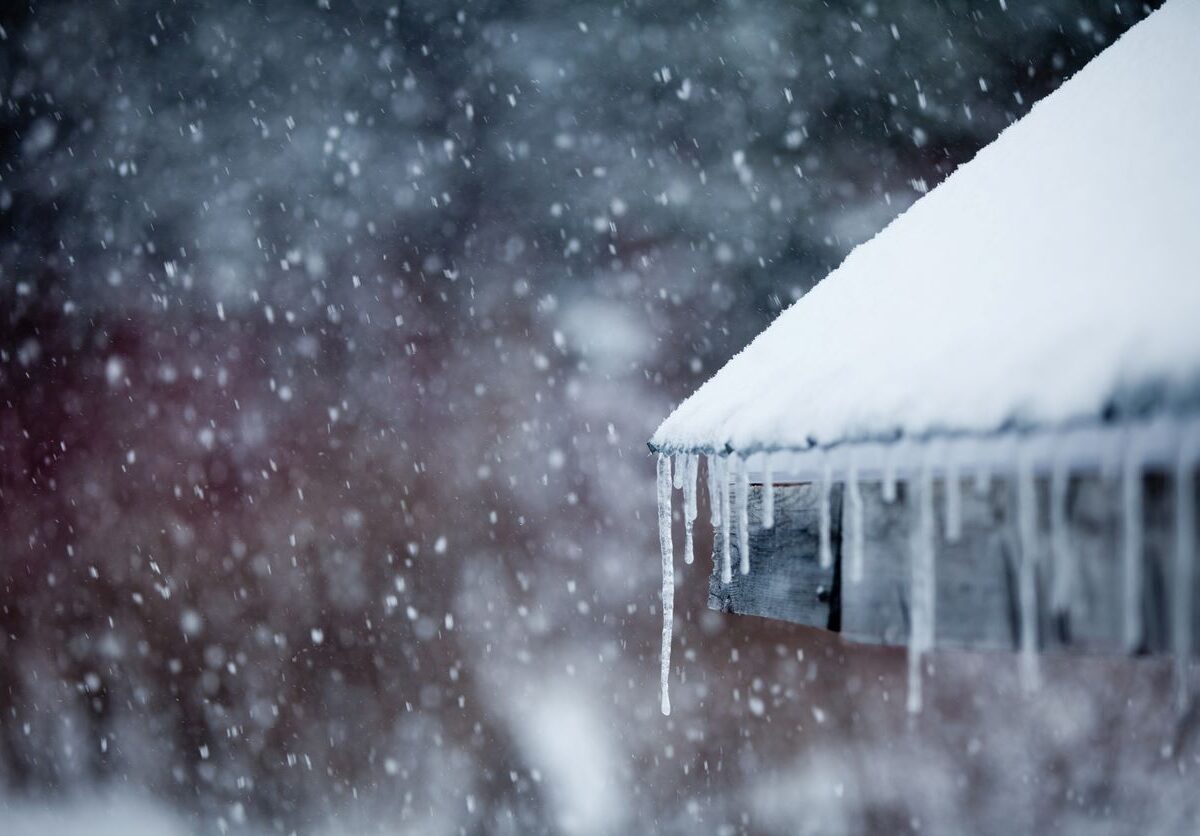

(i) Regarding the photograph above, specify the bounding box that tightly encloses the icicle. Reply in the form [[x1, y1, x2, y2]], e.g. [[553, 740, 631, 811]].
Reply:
[[907, 462, 936, 714], [973, 452, 991, 495], [847, 453, 865, 583], [905, 643, 923, 715], [882, 447, 898, 503], [761, 455, 775, 530], [1174, 432, 1196, 712], [682, 454, 698, 566], [1121, 436, 1144, 653], [736, 456, 751, 575], [656, 454, 674, 716], [1049, 455, 1073, 615], [944, 450, 962, 543], [720, 457, 733, 584], [818, 457, 834, 569], [672, 452, 684, 491], [707, 454, 723, 529], [1101, 438, 1122, 484], [1016, 448, 1040, 690]]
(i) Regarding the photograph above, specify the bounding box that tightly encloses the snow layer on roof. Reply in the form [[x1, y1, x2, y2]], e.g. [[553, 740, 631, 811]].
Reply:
[[652, 0, 1200, 455]]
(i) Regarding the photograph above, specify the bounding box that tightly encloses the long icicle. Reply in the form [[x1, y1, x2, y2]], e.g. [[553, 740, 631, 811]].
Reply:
[[720, 457, 733, 584], [761, 454, 775, 530], [944, 447, 962, 543], [1016, 446, 1040, 691], [847, 452, 865, 583], [907, 461, 935, 714], [705, 456, 721, 576], [736, 456, 751, 575], [656, 454, 675, 716], [707, 453, 722, 529], [672, 452, 684, 490], [819, 456, 834, 569], [1174, 431, 1197, 712], [1049, 453, 1072, 615], [683, 453, 698, 566], [973, 452, 991, 496], [882, 446, 898, 504], [1122, 435, 1144, 653]]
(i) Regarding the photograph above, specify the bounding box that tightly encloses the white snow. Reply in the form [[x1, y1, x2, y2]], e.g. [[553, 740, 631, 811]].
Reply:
[[651, 0, 1200, 457]]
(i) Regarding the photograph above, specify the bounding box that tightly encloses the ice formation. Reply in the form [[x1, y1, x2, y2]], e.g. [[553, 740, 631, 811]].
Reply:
[[719, 456, 732, 584], [882, 449, 898, 503], [846, 455, 864, 583], [973, 462, 991, 496], [1049, 455, 1073, 615], [907, 463, 935, 714], [1016, 448, 1040, 690], [1121, 436, 1145, 652], [736, 456, 751, 575], [705, 454, 721, 529], [1175, 431, 1197, 710], [761, 456, 775, 530], [682, 453, 698, 566], [651, 417, 1199, 717], [818, 458, 833, 569], [656, 454, 674, 716], [943, 450, 962, 543]]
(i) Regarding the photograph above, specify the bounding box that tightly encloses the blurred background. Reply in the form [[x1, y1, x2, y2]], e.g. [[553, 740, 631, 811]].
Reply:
[[2, 1, 1193, 833]]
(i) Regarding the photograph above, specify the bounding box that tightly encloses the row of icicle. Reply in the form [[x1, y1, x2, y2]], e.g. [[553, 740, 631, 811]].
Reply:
[[656, 437, 1199, 717]]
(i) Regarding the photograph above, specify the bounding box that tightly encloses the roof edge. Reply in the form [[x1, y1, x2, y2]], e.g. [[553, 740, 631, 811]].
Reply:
[[646, 404, 1200, 459]]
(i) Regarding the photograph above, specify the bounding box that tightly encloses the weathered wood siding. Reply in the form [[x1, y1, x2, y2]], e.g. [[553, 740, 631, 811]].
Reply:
[[707, 484, 841, 630], [710, 473, 1199, 655]]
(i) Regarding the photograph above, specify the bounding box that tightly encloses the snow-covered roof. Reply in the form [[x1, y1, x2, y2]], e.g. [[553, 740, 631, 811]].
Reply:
[[651, 0, 1200, 456]]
